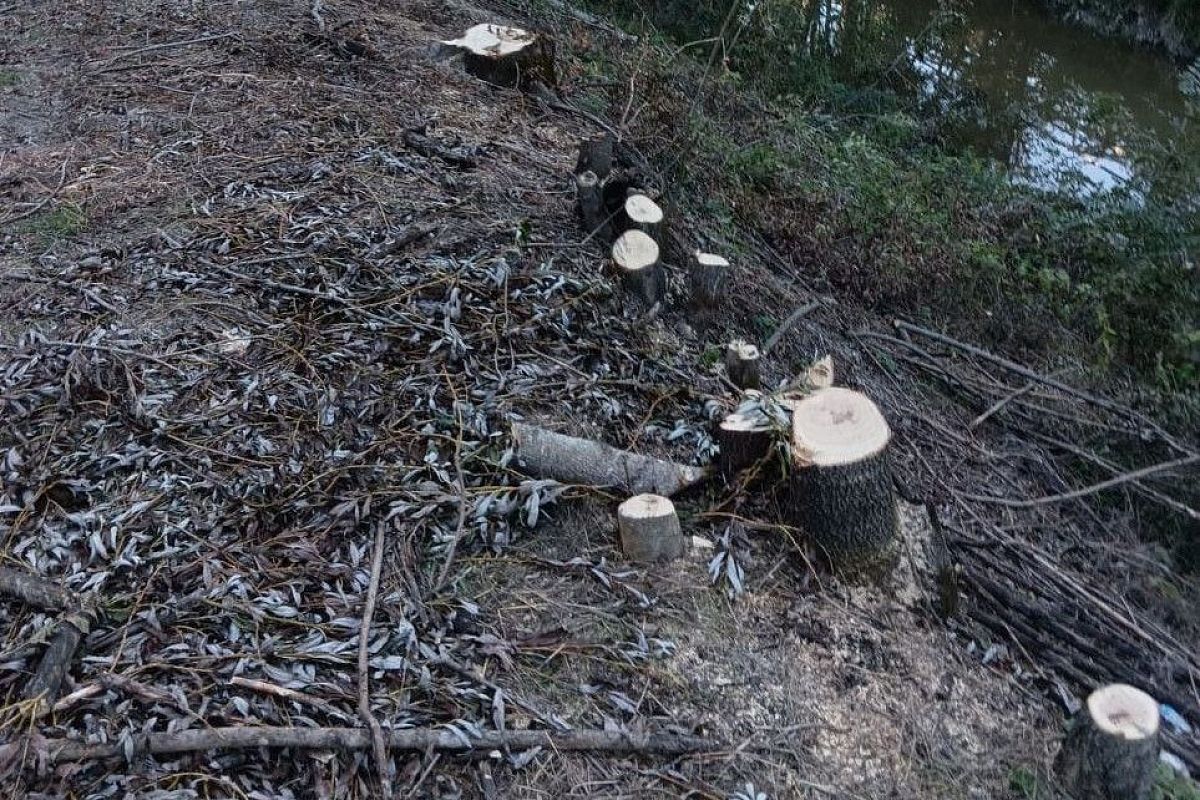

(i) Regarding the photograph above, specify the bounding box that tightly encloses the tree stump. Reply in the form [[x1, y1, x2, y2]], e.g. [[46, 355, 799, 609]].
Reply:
[[724, 340, 760, 390], [611, 230, 664, 305], [716, 412, 773, 481], [441, 24, 556, 91], [787, 387, 897, 571], [575, 133, 614, 179], [617, 494, 684, 562], [576, 170, 610, 241], [689, 251, 729, 309], [623, 194, 663, 240], [1055, 684, 1160, 800]]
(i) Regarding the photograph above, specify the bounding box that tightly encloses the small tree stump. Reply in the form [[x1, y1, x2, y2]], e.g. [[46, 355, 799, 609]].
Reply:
[[689, 251, 729, 309], [576, 170, 610, 241], [575, 133, 614, 179], [716, 412, 773, 481], [787, 387, 897, 571], [611, 230, 664, 305], [617, 494, 684, 562], [724, 340, 760, 390], [623, 194, 663, 240], [1055, 684, 1160, 800], [442, 24, 556, 90]]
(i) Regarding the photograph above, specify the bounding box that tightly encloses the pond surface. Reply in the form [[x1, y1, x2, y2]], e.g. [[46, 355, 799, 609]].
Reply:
[[875, 0, 1197, 195]]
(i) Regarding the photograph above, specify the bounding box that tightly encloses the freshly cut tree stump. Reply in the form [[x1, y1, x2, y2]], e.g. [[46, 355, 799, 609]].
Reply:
[[715, 412, 773, 481], [689, 251, 729, 309], [623, 194, 663, 240], [441, 24, 556, 90], [724, 340, 760, 390], [576, 170, 610, 241], [1055, 683, 1160, 800], [617, 494, 684, 562], [611, 230, 664, 305], [787, 387, 897, 570]]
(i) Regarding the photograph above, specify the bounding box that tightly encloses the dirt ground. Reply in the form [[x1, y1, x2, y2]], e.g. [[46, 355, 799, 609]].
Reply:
[[0, 1, 1195, 798]]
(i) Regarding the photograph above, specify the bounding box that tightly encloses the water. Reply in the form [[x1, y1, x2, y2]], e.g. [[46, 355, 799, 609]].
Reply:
[[832, 0, 1198, 196]]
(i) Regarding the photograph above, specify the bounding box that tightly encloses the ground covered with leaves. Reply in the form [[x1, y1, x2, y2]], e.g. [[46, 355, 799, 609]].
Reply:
[[1, 1, 1198, 798]]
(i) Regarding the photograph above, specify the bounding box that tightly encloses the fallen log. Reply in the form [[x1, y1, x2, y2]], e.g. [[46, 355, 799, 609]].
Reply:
[[25, 610, 93, 708], [1055, 684, 1160, 800], [0, 726, 718, 765], [511, 422, 707, 496], [0, 565, 75, 611]]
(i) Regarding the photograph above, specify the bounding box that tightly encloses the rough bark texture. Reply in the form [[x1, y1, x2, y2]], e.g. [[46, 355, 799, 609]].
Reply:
[[790, 451, 898, 570], [445, 25, 557, 91], [0, 726, 717, 765], [612, 230, 664, 306], [511, 423, 707, 496], [724, 341, 760, 390], [1055, 684, 1160, 800], [0, 565, 75, 611], [715, 415, 773, 481], [25, 610, 93, 707], [617, 494, 685, 562], [689, 252, 728, 310], [576, 170, 609, 241], [575, 132, 614, 179]]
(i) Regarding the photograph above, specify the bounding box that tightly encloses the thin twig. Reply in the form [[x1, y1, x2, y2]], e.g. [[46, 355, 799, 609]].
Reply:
[[358, 522, 393, 798], [960, 455, 1199, 509], [103, 32, 235, 62], [968, 381, 1032, 430], [762, 300, 821, 355]]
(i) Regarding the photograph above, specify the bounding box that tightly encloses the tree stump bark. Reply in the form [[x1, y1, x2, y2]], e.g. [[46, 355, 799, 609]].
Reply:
[[1055, 683, 1160, 800], [575, 133, 614, 179], [611, 230, 664, 305], [442, 24, 556, 91], [623, 194, 663, 241], [617, 494, 684, 562], [689, 251, 729, 309], [716, 412, 773, 481], [786, 387, 897, 571], [724, 340, 760, 390], [576, 170, 610, 241]]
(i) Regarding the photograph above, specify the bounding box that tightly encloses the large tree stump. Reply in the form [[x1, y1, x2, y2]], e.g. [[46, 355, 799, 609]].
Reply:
[[623, 194, 663, 241], [617, 494, 684, 562], [611, 230, 664, 305], [689, 251, 729, 309], [787, 387, 897, 571], [441, 24, 556, 90], [1055, 684, 1160, 800], [724, 340, 760, 390], [575, 133, 614, 179], [715, 412, 773, 481]]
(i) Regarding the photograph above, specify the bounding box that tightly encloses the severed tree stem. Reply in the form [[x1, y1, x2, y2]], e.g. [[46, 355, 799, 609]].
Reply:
[[358, 522, 393, 798], [1, 727, 718, 765], [0, 565, 75, 611], [511, 423, 707, 496]]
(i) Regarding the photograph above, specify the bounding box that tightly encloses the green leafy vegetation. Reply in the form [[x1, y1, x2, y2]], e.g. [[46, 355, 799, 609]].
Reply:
[[1153, 763, 1200, 800], [20, 204, 88, 245], [0, 69, 19, 87], [1008, 765, 1043, 799]]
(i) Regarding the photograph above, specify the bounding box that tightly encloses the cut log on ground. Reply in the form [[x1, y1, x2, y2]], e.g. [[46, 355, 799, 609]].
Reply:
[[623, 193, 663, 240], [787, 387, 898, 571], [725, 340, 760, 390], [689, 251, 729, 309], [0, 726, 718, 766], [576, 170, 610, 241], [25, 609, 94, 709], [617, 493, 685, 562], [441, 24, 556, 90], [0, 565, 75, 611], [511, 422, 707, 496], [611, 230, 664, 305], [574, 132, 614, 179], [1055, 683, 1160, 800], [715, 412, 773, 481]]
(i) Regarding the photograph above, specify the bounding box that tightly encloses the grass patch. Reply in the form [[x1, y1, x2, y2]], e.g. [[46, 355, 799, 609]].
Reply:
[[19, 203, 88, 245], [0, 69, 19, 87], [1155, 763, 1200, 800]]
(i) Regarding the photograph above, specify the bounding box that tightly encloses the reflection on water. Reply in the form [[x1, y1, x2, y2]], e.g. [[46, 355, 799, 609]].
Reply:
[[813, 0, 1197, 196]]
